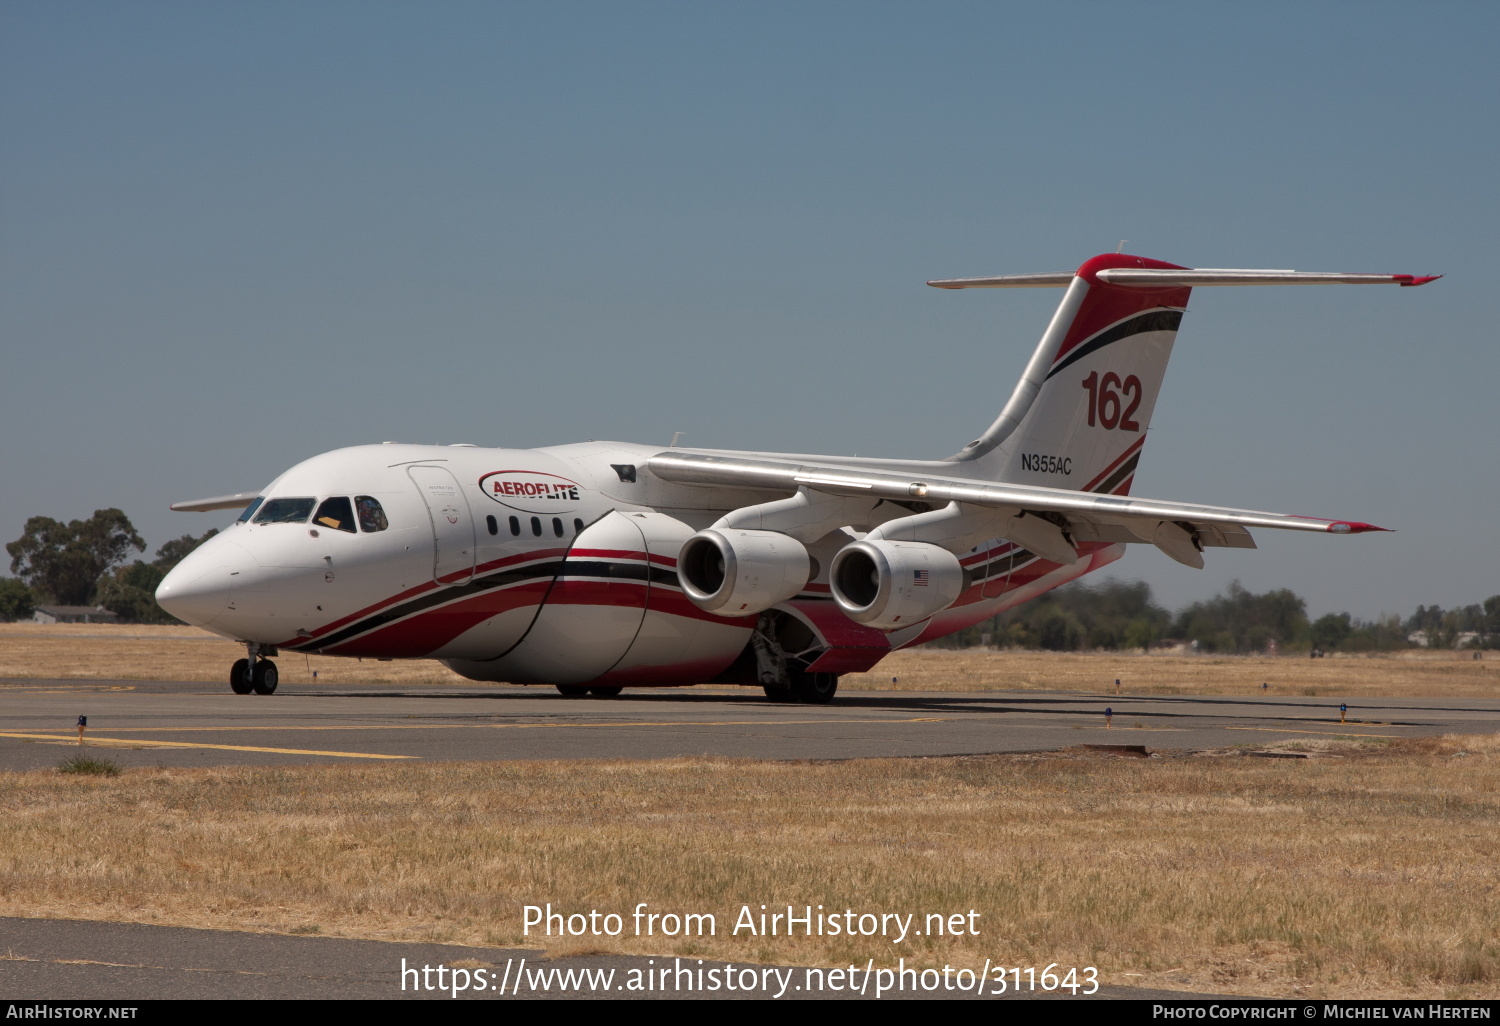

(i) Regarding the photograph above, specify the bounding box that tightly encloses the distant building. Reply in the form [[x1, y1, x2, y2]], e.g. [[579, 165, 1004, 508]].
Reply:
[[1407, 629, 1483, 650], [32, 605, 120, 625]]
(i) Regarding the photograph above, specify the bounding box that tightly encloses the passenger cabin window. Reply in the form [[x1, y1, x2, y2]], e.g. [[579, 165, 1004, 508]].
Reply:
[[313, 497, 357, 533], [573, 518, 584, 534], [237, 497, 265, 523], [486, 515, 498, 536], [252, 497, 316, 524], [552, 517, 564, 538], [508, 516, 520, 536], [530, 516, 542, 537], [355, 496, 389, 533]]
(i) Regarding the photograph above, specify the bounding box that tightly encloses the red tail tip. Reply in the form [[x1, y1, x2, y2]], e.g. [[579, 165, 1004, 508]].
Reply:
[[1397, 275, 1442, 287]]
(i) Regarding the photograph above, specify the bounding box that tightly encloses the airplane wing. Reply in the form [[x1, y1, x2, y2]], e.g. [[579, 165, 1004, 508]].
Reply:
[[168, 492, 259, 512], [646, 451, 1385, 567]]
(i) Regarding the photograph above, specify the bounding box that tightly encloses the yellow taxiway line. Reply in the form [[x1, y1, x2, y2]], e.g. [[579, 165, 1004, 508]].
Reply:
[[0, 732, 413, 760], [0, 718, 952, 758]]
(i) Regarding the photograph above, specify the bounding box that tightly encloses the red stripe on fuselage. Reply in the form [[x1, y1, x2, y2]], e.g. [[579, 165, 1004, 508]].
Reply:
[[325, 580, 553, 659], [276, 547, 569, 649], [569, 548, 677, 568], [319, 547, 749, 660], [961, 540, 1017, 567]]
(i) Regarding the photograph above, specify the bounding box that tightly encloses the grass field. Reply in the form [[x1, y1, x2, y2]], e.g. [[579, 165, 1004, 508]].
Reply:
[[3, 624, 1498, 997], [2, 735, 1498, 998], [1, 622, 1494, 698], [847, 647, 1500, 698]]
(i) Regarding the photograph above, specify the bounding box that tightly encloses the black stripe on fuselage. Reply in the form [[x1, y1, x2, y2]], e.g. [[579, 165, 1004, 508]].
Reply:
[[551, 560, 679, 587], [293, 557, 677, 652], [1044, 309, 1183, 381], [293, 559, 566, 652], [967, 546, 1036, 582]]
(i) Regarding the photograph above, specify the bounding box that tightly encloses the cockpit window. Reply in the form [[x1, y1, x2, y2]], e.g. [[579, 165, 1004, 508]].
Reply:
[[237, 497, 265, 523], [355, 495, 389, 533], [252, 497, 316, 524], [313, 496, 357, 534]]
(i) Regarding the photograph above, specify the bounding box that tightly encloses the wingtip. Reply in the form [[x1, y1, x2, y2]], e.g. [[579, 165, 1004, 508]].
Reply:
[[1328, 521, 1391, 534], [1399, 275, 1442, 287]]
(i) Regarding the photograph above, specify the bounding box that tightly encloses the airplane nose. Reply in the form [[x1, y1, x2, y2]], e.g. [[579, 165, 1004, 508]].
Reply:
[[156, 538, 255, 628]]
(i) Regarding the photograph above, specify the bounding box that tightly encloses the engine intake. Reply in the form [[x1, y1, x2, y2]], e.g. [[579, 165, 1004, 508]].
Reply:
[[678, 529, 811, 616], [829, 540, 965, 630]]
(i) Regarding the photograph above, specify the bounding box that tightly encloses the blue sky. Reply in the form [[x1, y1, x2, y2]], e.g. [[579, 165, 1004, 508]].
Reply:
[[2, 1, 1495, 619]]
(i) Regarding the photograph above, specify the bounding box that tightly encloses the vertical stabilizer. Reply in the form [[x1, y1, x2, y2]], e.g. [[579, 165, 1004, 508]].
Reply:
[[945, 254, 1192, 495]]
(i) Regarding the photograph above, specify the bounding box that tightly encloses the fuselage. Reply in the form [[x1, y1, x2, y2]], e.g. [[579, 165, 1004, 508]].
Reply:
[[156, 440, 1120, 686]]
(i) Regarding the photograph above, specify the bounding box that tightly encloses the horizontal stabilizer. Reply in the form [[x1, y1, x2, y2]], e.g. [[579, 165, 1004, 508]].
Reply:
[[1095, 268, 1441, 287], [930, 268, 1440, 289], [928, 271, 1075, 289], [169, 492, 258, 512]]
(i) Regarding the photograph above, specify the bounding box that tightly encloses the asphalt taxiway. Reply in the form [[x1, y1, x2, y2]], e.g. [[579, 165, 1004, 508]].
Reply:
[[2, 678, 1497, 770], [0, 917, 1210, 1000]]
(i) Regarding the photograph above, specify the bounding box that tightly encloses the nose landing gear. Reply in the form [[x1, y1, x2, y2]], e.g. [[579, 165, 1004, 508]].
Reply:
[[230, 644, 279, 695]]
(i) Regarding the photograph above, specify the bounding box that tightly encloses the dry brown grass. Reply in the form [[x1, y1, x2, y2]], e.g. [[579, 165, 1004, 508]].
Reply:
[[3, 735, 1499, 998], [847, 647, 1500, 698], [0, 623, 468, 686], [2, 623, 1495, 698]]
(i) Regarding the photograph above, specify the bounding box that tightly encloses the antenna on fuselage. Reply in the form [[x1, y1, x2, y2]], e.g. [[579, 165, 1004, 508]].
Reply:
[[670, 431, 684, 447]]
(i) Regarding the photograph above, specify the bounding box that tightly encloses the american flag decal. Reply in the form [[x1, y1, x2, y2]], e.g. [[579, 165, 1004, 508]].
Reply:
[[913, 569, 929, 586]]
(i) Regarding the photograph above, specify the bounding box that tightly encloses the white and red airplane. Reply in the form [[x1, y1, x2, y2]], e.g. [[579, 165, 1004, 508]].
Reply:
[[156, 254, 1437, 701]]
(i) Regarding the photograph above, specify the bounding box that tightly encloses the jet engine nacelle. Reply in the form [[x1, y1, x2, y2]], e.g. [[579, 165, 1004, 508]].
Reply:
[[829, 540, 966, 630], [678, 528, 812, 616]]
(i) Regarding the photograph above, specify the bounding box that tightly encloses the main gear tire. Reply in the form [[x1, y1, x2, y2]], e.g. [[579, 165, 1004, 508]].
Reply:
[[251, 659, 279, 695], [789, 671, 838, 705], [229, 658, 253, 695]]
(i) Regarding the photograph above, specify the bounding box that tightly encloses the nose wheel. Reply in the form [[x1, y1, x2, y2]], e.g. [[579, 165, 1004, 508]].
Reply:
[[230, 646, 279, 695]]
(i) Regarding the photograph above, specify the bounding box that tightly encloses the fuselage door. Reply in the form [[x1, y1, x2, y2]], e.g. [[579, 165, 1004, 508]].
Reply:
[[408, 465, 476, 585]]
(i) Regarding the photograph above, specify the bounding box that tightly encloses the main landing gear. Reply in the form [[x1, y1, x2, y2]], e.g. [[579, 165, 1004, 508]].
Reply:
[[230, 643, 279, 695], [762, 671, 839, 705], [752, 613, 839, 704], [762, 672, 846, 705]]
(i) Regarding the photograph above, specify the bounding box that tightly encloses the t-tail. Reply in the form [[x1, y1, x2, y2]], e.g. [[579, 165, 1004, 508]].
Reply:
[[931, 254, 1439, 496]]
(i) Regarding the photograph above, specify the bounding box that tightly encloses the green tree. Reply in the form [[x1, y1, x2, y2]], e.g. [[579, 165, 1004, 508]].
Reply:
[[1309, 612, 1353, 653], [6, 510, 144, 605], [97, 529, 219, 624], [1122, 617, 1160, 652], [1340, 613, 1411, 653], [1172, 581, 1308, 654], [0, 577, 35, 621], [927, 577, 1171, 651]]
